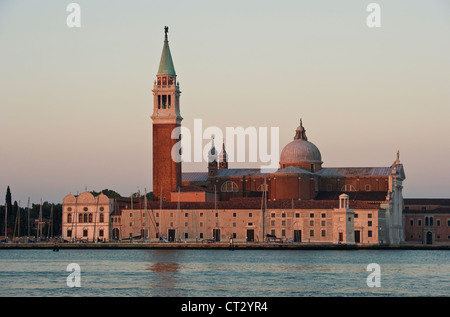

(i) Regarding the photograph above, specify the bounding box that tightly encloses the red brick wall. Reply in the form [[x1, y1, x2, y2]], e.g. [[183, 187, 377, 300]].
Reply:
[[153, 123, 181, 201]]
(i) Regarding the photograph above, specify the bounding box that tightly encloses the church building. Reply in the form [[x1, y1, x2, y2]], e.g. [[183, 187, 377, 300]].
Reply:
[[62, 27, 406, 245]]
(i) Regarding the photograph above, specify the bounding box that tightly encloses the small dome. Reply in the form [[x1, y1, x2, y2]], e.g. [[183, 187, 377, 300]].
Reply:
[[279, 119, 322, 164], [280, 139, 322, 163]]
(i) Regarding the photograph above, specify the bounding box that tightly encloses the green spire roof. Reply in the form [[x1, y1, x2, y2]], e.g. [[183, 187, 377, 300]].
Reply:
[[157, 27, 176, 76]]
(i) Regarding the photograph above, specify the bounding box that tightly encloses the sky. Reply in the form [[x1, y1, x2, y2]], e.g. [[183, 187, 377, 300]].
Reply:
[[1, 0, 449, 204]]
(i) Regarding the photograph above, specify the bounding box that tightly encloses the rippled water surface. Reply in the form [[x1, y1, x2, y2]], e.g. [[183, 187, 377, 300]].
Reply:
[[0, 249, 448, 296]]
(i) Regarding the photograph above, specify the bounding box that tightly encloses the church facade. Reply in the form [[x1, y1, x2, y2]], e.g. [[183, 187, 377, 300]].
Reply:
[[61, 28, 406, 245]]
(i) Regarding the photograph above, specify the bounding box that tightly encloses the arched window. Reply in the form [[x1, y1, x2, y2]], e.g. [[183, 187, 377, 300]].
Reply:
[[88, 213, 93, 223], [341, 184, 356, 192], [79, 214, 83, 223], [99, 213, 104, 223], [67, 213, 72, 223], [221, 181, 239, 192], [83, 213, 88, 223], [425, 217, 429, 226], [430, 216, 434, 226]]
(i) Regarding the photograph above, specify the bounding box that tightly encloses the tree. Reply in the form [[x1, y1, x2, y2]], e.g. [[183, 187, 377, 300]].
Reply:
[[5, 186, 12, 219], [89, 189, 121, 198]]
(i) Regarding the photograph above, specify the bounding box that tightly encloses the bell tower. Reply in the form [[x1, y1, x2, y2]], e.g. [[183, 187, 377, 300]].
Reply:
[[151, 26, 182, 202]]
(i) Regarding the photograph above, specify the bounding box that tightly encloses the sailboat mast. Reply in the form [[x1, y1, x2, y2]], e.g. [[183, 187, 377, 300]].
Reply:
[[93, 197, 99, 242], [38, 199, 43, 240], [139, 189, 143, 238], [16, 201, 20, 239], [50, 204, 53, 238], [47, 204, 53, 239], [145, 188, 149, 240], [27, 197, 30, 239]]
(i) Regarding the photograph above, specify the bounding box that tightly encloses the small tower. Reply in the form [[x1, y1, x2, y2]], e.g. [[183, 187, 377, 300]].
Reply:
[[219, 143, 228, 169], [151, 26, 182, 202], [208, 138, 218, 177]]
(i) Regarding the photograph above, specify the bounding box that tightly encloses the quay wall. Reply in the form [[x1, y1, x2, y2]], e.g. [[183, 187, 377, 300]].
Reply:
[[0, 243, 448, 250]]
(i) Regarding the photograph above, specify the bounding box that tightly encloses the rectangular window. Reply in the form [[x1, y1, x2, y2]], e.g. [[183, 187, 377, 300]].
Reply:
[[295, 213, 300, 218], [200, 233, 203, 239], [271, 220, 275, 226], [200, 222, 203, 227], [185, 233, 188, 239], [185, 213, 188, 217], [310, 220, 314, 226], [67, 230, 72, 237], [282, 229, 286, 237], [248, 223, 253, 226], [83, 230, 88, 237], [271, 213, 275, 218], [321, 213, 326, 218], [310, 230, 314, 237], [321, 230, 326, 237], [368, 230, 372, 237], [233, 233, 237, 239], [368, 221, 372, 227], [437, 219, 441, 227], [233, 222, 236, 227], [418, 219, 422, 226], [368, 213, 372, 218], [410, 219, 414, 226], [282, 220, 286, 226], [321, 221, 326, 226], [354, 213, 358, 218], [282, 213, 286, 218], [310, 213, 314, 218], [184, 222, 188, 227], [249, 212, 252, 218], [233, 212, 236, 217], [99, 230, 104, 237], [200, 212, 203, 217]]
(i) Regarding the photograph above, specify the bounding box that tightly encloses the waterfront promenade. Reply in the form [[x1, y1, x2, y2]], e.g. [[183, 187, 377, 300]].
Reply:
[[0, 242, 448, 250]]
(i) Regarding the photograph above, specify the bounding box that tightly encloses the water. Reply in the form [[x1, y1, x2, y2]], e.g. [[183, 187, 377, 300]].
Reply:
[[0, 249, 448, 297]]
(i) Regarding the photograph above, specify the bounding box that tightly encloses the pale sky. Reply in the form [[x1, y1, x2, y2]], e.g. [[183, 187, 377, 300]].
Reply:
[[1, 0, 450, 204]]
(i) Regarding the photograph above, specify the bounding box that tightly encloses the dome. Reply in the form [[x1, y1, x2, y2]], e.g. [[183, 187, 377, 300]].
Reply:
[[280, 139, 322, 163], [279, 119, 322, 165]]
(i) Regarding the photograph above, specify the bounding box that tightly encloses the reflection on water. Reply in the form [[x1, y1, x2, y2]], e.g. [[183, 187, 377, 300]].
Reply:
[[146, 262, 180, 296], [0, 249, 448, 297]]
